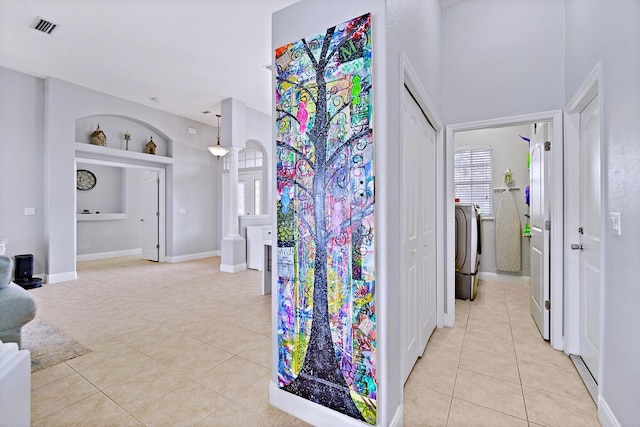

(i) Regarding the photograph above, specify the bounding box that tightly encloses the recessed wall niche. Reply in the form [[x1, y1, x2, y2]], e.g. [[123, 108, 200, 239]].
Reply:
[[75, 115, 170, 157], [76, 163, 126, 215]]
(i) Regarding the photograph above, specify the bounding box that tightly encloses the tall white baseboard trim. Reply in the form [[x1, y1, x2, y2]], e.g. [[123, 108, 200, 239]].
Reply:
[[269, 381, 366, 427], [46, 271, 77, 284], [599, 396, 621, 427], [166, 251, 220, 263], [388, 403, 403, 427], [76, 249, 141, 262], [478, 271, 530, 285], [220, 262, 247, 273]]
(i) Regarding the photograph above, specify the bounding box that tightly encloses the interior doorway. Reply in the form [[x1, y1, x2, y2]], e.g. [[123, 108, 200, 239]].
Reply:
[[74, 158, 166, 264], [446, 111, 564, 349], [564, 64, 603, 401]]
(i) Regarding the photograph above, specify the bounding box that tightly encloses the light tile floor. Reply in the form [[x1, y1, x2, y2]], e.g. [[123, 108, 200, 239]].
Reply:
[[27, 257, 599, 426], [403, 279, 600, 427]]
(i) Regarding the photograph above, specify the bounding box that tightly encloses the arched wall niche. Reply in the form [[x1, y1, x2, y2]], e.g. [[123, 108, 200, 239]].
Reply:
[[75, 114, 173, 157]]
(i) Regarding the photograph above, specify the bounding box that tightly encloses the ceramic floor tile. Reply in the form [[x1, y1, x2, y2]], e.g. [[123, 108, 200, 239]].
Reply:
[[157, 342, 234, 378], [403, 388, 451, 427], [237, 335, 271, 368], [232, 375, 313, 427], [70, 349, 154, 389], [405, 359, 458, 396], [133, 380, 228, 426], [453, 369, 527, 419], [514, 341, 575, 371], [31, 372, 100, 422], [422, 340, 463, 367], [31, 361, 76, 390], [33, 392, 128, 427], [523, 386, 599, 427], [448, 397, 528, 427], [108, 415, 146, 426], [207, 328, 270, 355], [466, 316, 513, 338], [196, 400, 273, 427], [518, 359, 593, 403], [428, 324, 466, 347], [197, 356, 270, 398], [463, 329, 515, 357], [102, 363, 189, 413], [459, 346, 520, 384]]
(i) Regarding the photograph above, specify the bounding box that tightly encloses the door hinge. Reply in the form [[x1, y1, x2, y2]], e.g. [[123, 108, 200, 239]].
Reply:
[[544, 141, 551, 151], [545, 300, 551, 310], [544, 220, 551, 230], [156, 211, 159, 216], [156, 244, 160, 249], [578, 226, 584, 234]]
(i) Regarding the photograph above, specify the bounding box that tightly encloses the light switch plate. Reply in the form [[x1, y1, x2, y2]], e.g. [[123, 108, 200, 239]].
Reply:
[[24, 208, 35, 216], [610, 212, 621, 235]]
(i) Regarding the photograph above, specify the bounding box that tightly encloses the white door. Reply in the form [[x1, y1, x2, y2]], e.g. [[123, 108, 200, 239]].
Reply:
[[402, 87, 437, 383], [579, 94, 601, 381], [530, 122, 551, 339], [141, 170, 159, 261]]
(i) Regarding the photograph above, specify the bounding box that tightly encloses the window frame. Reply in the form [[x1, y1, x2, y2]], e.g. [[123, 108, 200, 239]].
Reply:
[[454, 145, 493, 217]]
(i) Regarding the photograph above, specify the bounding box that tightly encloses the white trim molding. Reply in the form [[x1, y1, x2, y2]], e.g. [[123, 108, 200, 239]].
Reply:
[[76, 248, 141, 262], [402, 52, 448, 328], [446, 110, 564, 349], [165, 251, 220, 263], [599, 396, 621, 427]]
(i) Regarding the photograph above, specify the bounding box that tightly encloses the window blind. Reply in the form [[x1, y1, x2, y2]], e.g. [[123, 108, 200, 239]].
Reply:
[[454, 147, 493, 216]]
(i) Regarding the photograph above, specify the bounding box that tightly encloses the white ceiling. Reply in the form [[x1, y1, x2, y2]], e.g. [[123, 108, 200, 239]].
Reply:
[[0, 0, 299, 125], [0, 0, 465, 125]]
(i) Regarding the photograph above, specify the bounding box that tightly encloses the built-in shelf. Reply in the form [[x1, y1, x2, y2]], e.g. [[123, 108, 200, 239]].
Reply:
[[74, 142, 173, 166], [77, 213, 128, 221]]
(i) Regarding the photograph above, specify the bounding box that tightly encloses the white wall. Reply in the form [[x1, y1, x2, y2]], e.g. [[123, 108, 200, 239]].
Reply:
[[454, 125, 532, 277], [76, 165, 145, 256], [0, 67, 46, 276], [442, 0, 565, 125], [272, 1, 442, 426], [565, 1, 640, 425]]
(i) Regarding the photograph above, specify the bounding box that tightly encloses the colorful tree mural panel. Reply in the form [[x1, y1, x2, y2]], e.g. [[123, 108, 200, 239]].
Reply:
[[275, 13, 376, 424]]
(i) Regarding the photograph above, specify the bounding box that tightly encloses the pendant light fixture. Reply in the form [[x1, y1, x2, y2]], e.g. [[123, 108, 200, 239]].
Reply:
[[208, 114, 229, 158]]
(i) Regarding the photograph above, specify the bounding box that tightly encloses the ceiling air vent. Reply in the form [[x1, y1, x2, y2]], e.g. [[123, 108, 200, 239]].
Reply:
[[31, 17, 58, 35]]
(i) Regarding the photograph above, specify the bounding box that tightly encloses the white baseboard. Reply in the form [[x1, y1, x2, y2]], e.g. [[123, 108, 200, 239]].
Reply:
[[269, 381, 366, 427], [76, 249, 141, 262], [220, 262, 247, 273], [46, 271, 77, 284], [388, 403, 403, 427], [478, 271, 530, 285], [598, 396, 621, 427], [166, 251, 220, 263]]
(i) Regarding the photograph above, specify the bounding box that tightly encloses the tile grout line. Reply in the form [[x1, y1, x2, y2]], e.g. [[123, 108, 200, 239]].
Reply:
[[507, 287, 532, 425]]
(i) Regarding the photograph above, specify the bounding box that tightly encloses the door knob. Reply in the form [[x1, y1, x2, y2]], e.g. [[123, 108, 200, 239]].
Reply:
[[140, 219, 144, 222], [570, 243, 583, 250]]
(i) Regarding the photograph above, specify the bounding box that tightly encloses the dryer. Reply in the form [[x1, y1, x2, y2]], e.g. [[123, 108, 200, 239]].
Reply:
[[455, 203, 481, 300]]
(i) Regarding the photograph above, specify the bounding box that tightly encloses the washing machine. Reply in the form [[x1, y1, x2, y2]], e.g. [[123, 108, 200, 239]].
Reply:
[[455, 203, 481, 300]]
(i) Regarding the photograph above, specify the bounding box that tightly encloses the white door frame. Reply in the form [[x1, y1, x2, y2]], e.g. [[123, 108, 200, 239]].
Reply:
[[402, 54, 446, 328], [74, 157, 167, 263], [563, 63, 604, 368], [445, 110, 564, 348]]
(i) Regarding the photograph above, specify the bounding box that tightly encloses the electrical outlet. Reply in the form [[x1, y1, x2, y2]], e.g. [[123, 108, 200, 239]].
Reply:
[[24, 208, 35, 216], [610, 212, 621, 235]]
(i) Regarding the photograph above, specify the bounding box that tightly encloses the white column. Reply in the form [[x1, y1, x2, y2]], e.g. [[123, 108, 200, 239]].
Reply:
[[226, 147, 241, 237]]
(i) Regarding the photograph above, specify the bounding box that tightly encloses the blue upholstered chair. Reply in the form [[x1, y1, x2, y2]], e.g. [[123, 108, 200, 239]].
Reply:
[[0, 256, 37, 347]]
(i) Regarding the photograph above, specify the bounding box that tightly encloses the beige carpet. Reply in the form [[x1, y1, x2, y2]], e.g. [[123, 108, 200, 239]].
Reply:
[[21, 319, 91, 372]]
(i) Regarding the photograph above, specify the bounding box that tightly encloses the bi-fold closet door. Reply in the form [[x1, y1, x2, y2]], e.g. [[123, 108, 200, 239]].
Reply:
[[402, 86, 438, 384]]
